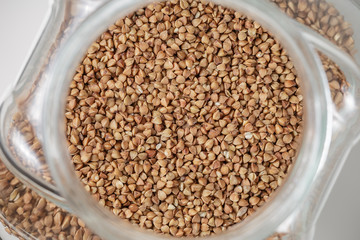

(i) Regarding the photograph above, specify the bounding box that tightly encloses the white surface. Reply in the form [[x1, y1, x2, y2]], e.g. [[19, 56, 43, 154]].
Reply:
[[0, 1, 359, 240]]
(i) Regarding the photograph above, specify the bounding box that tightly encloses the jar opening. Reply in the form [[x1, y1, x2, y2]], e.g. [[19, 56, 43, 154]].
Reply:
[[43, 0, 331, 239]]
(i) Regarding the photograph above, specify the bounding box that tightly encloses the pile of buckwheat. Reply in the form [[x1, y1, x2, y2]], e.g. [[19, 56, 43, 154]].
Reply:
[[66, 0, 303, 237], [271, 0, 353, 106], [0, 0, 355, 239], [0, 160, 99, 240]]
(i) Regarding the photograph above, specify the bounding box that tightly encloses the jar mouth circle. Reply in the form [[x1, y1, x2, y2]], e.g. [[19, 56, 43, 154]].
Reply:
[[43, 0, 332, 239]]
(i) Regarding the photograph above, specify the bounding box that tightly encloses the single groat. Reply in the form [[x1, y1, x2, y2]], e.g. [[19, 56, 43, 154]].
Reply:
[[66, 0, 303, 237]]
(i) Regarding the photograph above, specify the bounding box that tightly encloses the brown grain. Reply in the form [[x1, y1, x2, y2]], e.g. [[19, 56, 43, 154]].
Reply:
[[1, 0, 354, 239], [0, 160, 100, 240], [66, 0, 303, 237]]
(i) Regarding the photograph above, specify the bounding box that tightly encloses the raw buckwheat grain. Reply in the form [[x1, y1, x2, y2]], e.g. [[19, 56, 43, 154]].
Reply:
[[0, 0, 354, 239], [0, 160, 100, 240], [66, 0, 303, 237]]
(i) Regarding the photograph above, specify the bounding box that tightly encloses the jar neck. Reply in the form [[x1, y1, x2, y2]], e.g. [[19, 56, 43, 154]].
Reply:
[[42, 0, 330, 239]]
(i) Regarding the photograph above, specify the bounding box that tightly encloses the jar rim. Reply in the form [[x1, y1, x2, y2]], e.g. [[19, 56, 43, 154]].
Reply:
[[43, 0, 332, 239]]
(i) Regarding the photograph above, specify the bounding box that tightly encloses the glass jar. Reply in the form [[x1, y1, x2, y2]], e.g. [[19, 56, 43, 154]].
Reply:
[[0, 0, 359, 239]]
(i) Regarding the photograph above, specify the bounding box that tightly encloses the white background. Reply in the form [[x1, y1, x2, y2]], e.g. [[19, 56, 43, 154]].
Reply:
[[0, 0, 359, 239]]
